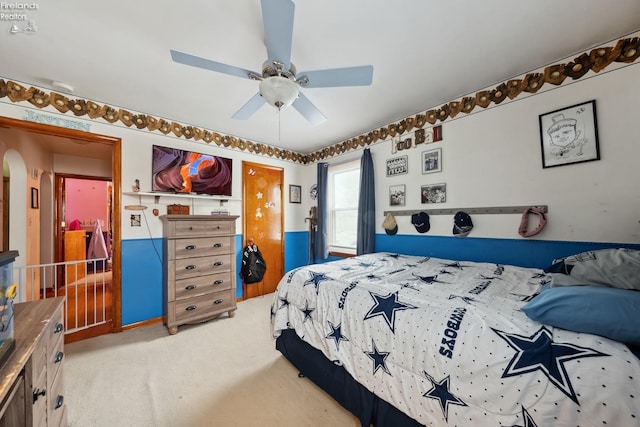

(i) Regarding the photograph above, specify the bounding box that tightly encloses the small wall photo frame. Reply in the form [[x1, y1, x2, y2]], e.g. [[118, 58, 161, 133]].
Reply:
[[289, 184, 301, 204], [422, 147, 442, 174], [539, 100, 600, 168], [421, 183, 446, 204], [386, 155, 408, 177], [30, 187, 39, 209], [389, 184, 406, 206]]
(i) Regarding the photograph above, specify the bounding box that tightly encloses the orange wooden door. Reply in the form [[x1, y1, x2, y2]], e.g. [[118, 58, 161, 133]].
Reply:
[[64, 230, 87, 284], [242, 161, 284, 298]]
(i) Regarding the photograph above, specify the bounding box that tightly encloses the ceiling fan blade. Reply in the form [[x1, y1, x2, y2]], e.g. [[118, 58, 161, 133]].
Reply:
[[298, 65, 373, 88], [232, 92, 266, 120], [292, 92, 327, 126], [170, 49, 257, 80], [261, 0, 295, 70]]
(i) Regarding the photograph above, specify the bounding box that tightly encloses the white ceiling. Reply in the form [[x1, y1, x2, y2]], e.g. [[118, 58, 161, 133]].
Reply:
[[2, 1, 640, 155]]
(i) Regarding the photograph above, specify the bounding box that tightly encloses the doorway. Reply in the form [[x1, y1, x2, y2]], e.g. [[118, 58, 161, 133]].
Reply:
[[0, 116, 122, 341], [242, 161, 284, 298]]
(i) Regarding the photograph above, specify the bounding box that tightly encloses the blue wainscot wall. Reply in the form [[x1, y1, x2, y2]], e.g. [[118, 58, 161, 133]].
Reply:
[[120, 232, 640, 327]]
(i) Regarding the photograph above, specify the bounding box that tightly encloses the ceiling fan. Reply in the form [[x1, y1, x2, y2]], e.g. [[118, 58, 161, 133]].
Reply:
[[170, 0, 373, 126]]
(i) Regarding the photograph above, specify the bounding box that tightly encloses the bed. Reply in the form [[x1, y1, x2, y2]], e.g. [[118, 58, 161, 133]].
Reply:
[[270, 251, 640, 426]]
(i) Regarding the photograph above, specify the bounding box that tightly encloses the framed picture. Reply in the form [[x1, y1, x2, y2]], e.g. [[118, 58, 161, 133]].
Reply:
[[421, 183, 446, 204], [386, 155, 408, 177], [539, 100, 600, 168], [389, 184, 406, 206], [30, 187, 39, 209], [289, 184, 301, 204], [422, 147, 442, 174]]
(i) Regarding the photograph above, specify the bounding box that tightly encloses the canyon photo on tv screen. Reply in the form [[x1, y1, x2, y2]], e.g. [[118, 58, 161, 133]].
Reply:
[[152, 145, 233, 196]]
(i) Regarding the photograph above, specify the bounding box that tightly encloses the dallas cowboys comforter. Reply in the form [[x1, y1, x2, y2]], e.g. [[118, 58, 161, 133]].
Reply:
[[270, 252, 640, 426]]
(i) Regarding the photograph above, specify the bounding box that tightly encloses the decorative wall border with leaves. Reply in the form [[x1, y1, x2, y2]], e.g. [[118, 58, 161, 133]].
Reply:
[[0, 37, 637, 164]]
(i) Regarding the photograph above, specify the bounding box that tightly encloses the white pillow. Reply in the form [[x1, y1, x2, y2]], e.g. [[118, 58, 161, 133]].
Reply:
[[549, 248, 640, 290]]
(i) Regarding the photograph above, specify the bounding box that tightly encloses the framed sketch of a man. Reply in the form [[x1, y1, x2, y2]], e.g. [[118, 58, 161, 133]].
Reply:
[[539, 100, 600, 168]]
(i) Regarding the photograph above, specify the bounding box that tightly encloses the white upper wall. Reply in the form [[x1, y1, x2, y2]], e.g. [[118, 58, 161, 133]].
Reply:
[[323, 62, 640, 244], [1, 45, 638, 244]]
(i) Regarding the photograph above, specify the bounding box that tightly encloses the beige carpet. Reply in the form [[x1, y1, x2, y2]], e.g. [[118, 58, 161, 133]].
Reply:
[[65, 294, 360, 427]]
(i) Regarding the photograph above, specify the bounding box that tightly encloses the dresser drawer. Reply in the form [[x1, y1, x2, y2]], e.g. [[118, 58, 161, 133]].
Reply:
[[168, 220, 207, 237], [173, 254, 232, 280], [47, 305, 65, 347], [32, 363, 48, 426], [172, 290, 234, 324], [47, 329, 65, 391], [47, 364, 65, 427], [173, 272, 232, 300], [169, 236, 233, 260], [203, 220, 233, 236]]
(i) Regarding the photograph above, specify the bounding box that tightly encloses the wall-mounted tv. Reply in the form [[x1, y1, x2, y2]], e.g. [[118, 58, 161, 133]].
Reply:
[[152, 145, 233, 197]]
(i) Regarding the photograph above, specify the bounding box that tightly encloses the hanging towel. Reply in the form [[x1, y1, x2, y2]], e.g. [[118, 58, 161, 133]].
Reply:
[[87, 221, 109, 259]]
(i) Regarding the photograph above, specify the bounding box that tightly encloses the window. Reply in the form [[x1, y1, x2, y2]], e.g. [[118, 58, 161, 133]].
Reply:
[[328, 160, 360, 255]]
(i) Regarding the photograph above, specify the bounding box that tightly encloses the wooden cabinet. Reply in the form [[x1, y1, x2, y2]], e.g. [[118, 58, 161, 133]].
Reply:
[[161, 215, 238, 335], [0, 298, 66, 427]]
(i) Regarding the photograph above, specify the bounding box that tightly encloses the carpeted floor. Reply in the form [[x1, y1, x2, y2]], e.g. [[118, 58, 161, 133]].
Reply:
[[65, 293, 360, 427]]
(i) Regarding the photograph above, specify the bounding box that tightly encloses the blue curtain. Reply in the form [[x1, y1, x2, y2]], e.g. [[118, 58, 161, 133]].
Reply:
[[314, 162, 329, 260], [357, 148, 375, 255]]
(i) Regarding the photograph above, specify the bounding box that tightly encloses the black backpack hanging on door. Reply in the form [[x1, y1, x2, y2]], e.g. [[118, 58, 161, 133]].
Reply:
[[241, 244, 267, 284]]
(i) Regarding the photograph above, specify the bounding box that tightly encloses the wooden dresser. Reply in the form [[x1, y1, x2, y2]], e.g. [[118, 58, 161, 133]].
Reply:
[[161, 215, 238, 335], [0, 297, 66, 426]]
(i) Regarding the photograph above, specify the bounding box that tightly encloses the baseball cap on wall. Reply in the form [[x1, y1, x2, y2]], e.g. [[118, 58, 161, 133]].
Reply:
[[453, 211, 473, 237], [411, 211, 430, 233], [382, 213, 398, 235]]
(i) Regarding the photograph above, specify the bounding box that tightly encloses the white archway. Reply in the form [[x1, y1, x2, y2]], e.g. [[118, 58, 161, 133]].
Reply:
[[4, 149, 28, 302]]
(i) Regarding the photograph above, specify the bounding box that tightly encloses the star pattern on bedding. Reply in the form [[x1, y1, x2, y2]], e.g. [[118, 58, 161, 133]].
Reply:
[[357, 261, 376, 268], [492, 326, 609, 404], [278, 295, 290, 309], [303, 272, 332, 294], [422, 371, 467, 422], [508, 406, 538, 427], [326, 320, 349, 351], [399, 282, 420, 291], [301, 302, 314, 322], [365, 340, 391, 376], [364, 291, 417, 332], [412, 273, 448, 285], [440, 261, 470, 270], [448, 294, 476, 304]]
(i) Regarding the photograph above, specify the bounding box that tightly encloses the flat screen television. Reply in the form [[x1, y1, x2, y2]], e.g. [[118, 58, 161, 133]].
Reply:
[[152, 145, 233, 196]]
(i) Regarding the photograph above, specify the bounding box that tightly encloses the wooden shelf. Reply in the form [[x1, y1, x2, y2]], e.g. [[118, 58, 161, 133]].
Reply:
[[123, 191, 240, 202]]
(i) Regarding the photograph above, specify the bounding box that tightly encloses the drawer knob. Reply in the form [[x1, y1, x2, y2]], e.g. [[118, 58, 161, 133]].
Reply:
[[54, 351, 64, 363], [55, 395, 64, 410], [213, 243, 223, 248], [189, 226, 193, 230], [54, 323, 64, 334], [185, 245, 196, 250], [33, 388, 46, 403], [213, 280, 224, 285], [185, 265, 196, 270], [185, 284, 197, 291], [214, 299, 224, 305], [186, 305, 197, 311], [213, 261, 223, 267]]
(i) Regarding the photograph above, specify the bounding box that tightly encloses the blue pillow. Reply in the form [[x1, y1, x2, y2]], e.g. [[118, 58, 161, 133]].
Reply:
[[522, 285, 640, 344]]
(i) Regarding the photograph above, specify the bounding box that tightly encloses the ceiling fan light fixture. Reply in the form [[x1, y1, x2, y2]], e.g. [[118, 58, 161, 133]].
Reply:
[[259, 76, 299, 109]]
